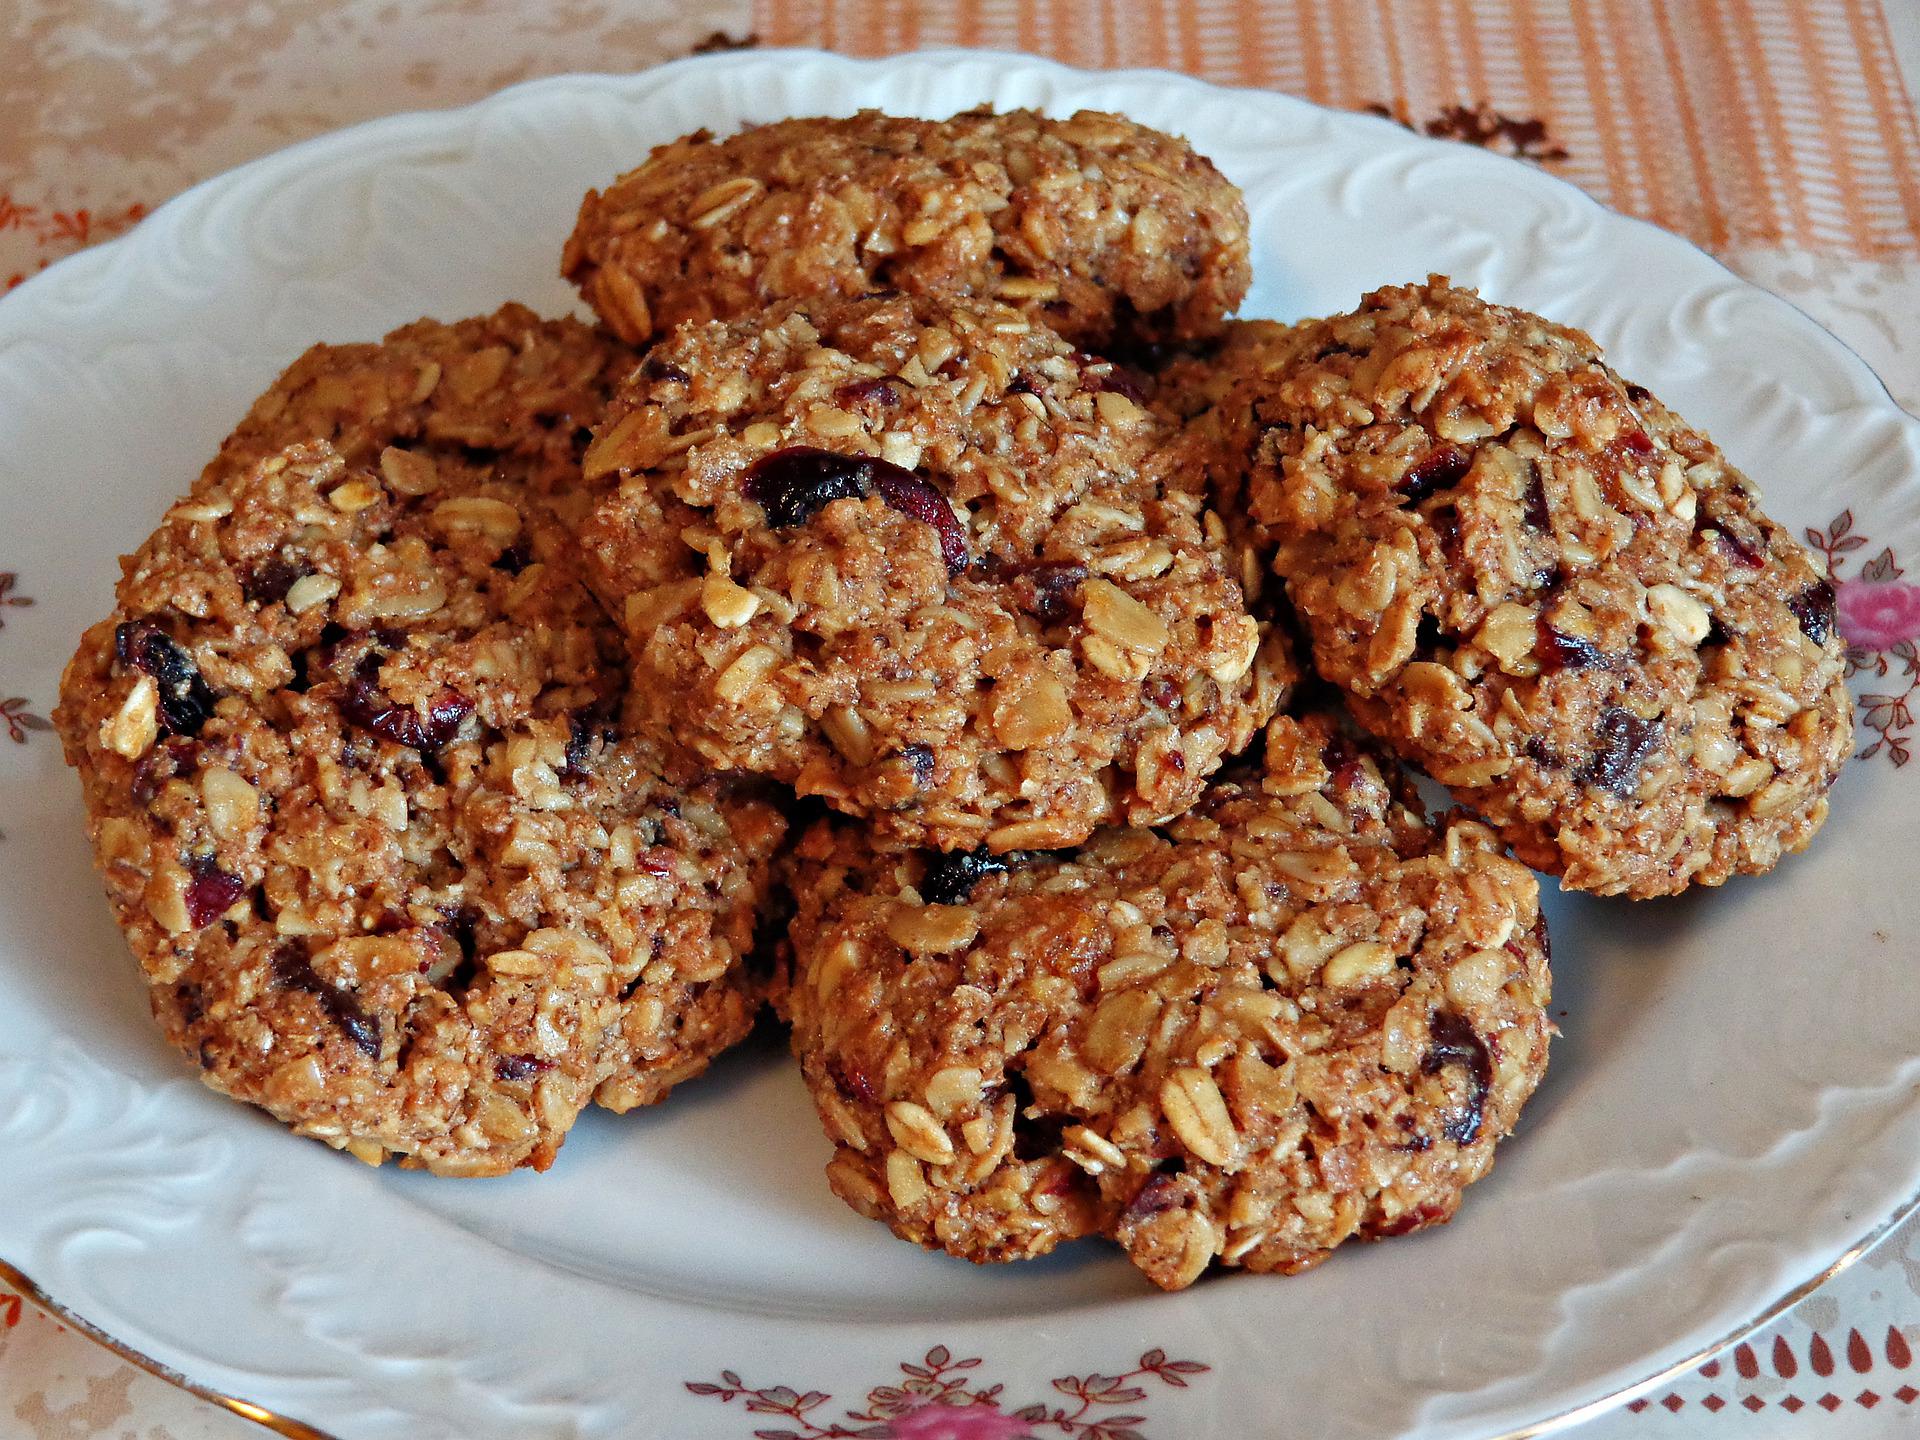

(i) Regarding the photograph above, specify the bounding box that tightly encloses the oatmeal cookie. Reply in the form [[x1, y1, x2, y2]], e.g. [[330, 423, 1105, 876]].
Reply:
[[783, 715, 1551, 1288], [56, 440, 784, 1175], [561, 108, 1250, 353], [202, 303, 633, 530], [1192, 279, 1852, 896], [578, 292, 1291, 853]]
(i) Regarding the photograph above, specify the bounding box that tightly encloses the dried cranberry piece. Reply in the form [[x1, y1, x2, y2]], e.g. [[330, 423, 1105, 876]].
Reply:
[[919, 848, 1012, 905], [131, 737, 200, 805], [271, 944, 381, 1058], [1423, 1010, 1491, 1146], [634, 850, 677, 878], [184, 854, 245, 927], [1703, 519, 1766, 569], [242, 556, 311, 607], [1087, 365, 1148, 406], [1122, 1171, 1187, 1221], [115, 619, 218, 737], [561, 705, 618, 780], [495, 1054, 554, 1081], [1373, 1200, 1448, 1236], [870, 468, 969, 574], [835, 376, 902, 409], [898, 742, 936, 788], [1007, 372, 1043, 398], [743, 447, 873, 527], [1521, 473, 1551, 532], [1016, 561, 1088, 625], [828, 1057, 876, 1104], [742, 447, 969, 573], [641, 357, 691, 384], [1786, 579, 1837, 646], [1625, 382, 1652, 404], [1400, 444, 1472, 504], [1536, 617, 1622, 673], [1616, 428, 1654, 456], [341, 653, 471, 751], [493, 539, 533, 575], [1523, 734, 1563, 770], [1579, 706, 1663, 798]]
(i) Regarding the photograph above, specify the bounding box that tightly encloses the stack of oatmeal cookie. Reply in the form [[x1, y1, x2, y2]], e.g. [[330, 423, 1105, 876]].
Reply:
[[56, 107, 1850, 1291]]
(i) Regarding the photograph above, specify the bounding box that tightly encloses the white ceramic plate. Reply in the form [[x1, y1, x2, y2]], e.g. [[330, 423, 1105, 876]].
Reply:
[[1, 48, 1917, 1440]]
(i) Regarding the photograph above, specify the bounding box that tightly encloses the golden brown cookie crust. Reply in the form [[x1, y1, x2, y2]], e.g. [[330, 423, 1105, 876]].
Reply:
[[562, 108, 1251, 353], [578, 292, 1292, 853], [56, 314, 783, 1177], [1191, 279, 1853, 897], [783, 715, 1552, 1289]]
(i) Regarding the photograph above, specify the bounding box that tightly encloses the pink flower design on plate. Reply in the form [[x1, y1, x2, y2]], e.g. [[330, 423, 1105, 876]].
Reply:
[[1837, 578, 1920, 651], [886, 1400, 1034, 1440]]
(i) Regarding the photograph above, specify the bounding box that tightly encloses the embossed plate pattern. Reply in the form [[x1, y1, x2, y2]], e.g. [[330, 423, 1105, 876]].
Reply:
[[1, 50, 1916, 1440]]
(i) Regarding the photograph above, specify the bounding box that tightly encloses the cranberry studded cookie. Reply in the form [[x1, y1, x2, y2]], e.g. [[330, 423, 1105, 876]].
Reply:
[[562, 108, 1250, 353], [1193, 279, 1852, 897], [781, 714, 1551, 1288], [57, 435, 784, 1176], [578, 291, 1292, 854]]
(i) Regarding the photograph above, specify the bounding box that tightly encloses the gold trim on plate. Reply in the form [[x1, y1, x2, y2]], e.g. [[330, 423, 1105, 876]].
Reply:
[[0, 1256, 335, 1440]]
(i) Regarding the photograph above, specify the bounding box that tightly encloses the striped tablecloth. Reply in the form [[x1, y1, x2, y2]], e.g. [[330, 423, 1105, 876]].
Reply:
[[2, 2, 1916, 1434]]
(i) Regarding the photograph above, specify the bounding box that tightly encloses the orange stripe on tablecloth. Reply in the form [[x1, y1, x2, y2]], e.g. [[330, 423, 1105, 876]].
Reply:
[[1839, 0, 1920, 253], [1536, 0, 1628, 216], [1651, 0, 1730, 250], [1605, 0, 1688, 235], [1452, 0, 1491, 107], [1567, 0, 1641, 223], [1721, 0, 1820, 248], [1290, 0, 1330, 108], [1692, 0, 1788, 249], [1328, 0, 1369, 114], [1753, 2, 1849, 251], [1173, 0, 1199, 82], [1787, 1, 1870, 251], [1378, 0, 1413, 116]]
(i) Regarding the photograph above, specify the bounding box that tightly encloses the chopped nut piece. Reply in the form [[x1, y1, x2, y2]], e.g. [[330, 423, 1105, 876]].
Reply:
[[1321, 940, 1397, 989], [105, 677, 160, 759], [700, 573, 761, 629]]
